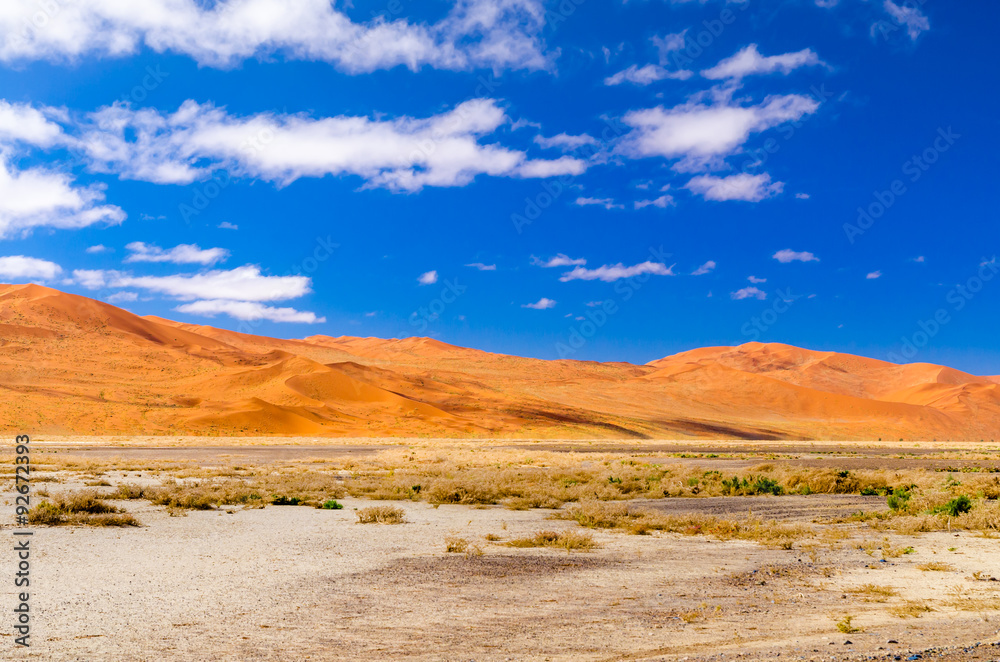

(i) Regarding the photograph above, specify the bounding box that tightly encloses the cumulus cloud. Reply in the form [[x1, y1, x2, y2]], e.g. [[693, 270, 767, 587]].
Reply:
[[634, 195, 674, 209], [175, 299, 325, 324], [702, 44, 826, 80], [71, 265, 311, 301], [465, 262, 496, 271], [691, 260, 716, 276], [418, 270, 439, 285], [77, 99, 585, 191], [866, 270, 882, 279], [106, 291, 138, 303], [574, 197, 624, 210], [604, 64, 693, 86], [559, 261, 674, 282], [731, 286, 766, 300], [619, 91, 819, 172], [533, 133, 597, 150], [685, 173, 783, 202], [0, 255, 62, 280], [0, 0, 553, 73], [0, 101, 64, 147], [86, 244, 111, 254], [532, 254, 586, 268], [773, 249, 819, 263], [0, 157, 125, 239], [125, 242, 230, 266], [748, 275, 767, 283], [217, 221, 238, 230], [522, 297, 556, 309], [882, 0, 930, 40]]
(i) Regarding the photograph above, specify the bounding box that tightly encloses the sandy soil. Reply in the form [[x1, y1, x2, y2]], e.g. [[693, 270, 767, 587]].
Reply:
[[2, 495, 999, 661]]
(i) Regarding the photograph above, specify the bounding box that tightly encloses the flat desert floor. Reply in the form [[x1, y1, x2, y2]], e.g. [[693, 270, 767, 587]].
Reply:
[[3, 438, 1000, 661]]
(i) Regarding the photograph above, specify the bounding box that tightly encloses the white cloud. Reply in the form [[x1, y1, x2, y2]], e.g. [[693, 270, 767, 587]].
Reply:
[[912, 256, 925, 263], [106, 291, 138, 303], [691, 260, 716, 276], [418, 270, 439, 285], [634, 195, 674, 209], [652, 31, 687, 62], [533, 133, 596, 150], [795, 192, 810, 199], [217, 221, 238, 230], [72, 265, 311, 302], [883, 0, 930, 40], [175, 299, 325, 324], [125, 242, 230, 266], [0, 255, 62, 280], [748, 275, 766, 283], [465, 262, 496, 271], [533, 254, 586, 268], [702, 44, 825, 80], [773, 249, 819, 263], [604, 64, 693, 86], [0, 101, 64, 147], [86, 244, 111, 254], [559, 261, 675, 282], [619, 91, 819, 172], [522, 297, 556, 309], [79, 99, 585, 191], [574, 197, 624, 210], [866, 270, 882, 279], [731, 286, 766, 300], [0, 0, 553, 73], [0, 157, 125, 239], [686, 173, 783, 202]]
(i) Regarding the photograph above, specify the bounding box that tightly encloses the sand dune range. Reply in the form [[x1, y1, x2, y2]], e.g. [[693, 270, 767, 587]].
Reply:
[[1, 283, 998, 440]]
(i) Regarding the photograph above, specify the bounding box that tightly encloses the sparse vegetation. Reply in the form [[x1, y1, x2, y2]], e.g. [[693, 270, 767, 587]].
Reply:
[[917, 562, 954, 572], [888, 601, 933, 618], [835, 615, 862, 634], [320, 499, 344, 510], [29, 492, 141, 527]]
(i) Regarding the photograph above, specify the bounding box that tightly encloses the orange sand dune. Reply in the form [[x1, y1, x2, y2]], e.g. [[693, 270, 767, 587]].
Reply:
[[1, 284, 999, 440]]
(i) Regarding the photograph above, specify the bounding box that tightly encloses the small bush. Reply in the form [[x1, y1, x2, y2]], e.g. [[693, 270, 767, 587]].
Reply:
[[917, 562, 954, 572], [935, 495, 973, 517], [28, 492, 140, 527], [887, 488, 912, 512], [836, 615, 862, 634], [356, 505, 406, 524], [445, 536, 470, 553], [320, 499, 344, 510], [271, 495, 302, 506]]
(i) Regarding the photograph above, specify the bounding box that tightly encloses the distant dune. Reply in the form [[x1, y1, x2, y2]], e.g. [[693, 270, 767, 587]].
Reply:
[[2, 283, 999, 440]]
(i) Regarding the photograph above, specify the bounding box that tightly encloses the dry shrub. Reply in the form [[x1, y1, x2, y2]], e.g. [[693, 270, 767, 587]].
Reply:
[[917, 562, 954, 572], [888, 601, 933, 618], [29, 491, 140, 527], [507, 530, 596, 551], [848, 584, 897, 602], [445, 536, 470, 553], [557, 501, 811, 547], [356, 505, 406, 524]]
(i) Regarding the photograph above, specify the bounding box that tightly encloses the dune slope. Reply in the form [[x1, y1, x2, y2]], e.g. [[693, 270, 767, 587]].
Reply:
[[1, 284, 998, 440]]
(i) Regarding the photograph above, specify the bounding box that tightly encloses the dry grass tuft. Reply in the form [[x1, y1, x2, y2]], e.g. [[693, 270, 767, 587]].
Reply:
[[888, 601, 933, 618], [917, 562, 955, 572], [507, 530, 597, 552], [848, 584, 897, 602], [356, 505, 406, 524]]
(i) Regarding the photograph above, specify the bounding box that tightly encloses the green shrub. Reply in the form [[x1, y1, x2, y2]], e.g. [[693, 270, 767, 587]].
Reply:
[[321, 499, 344, 510], [935, 495, 973, 517]]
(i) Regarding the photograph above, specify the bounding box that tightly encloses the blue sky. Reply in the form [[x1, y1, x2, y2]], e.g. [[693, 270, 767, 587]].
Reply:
[[1, 0, 998, 372]]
